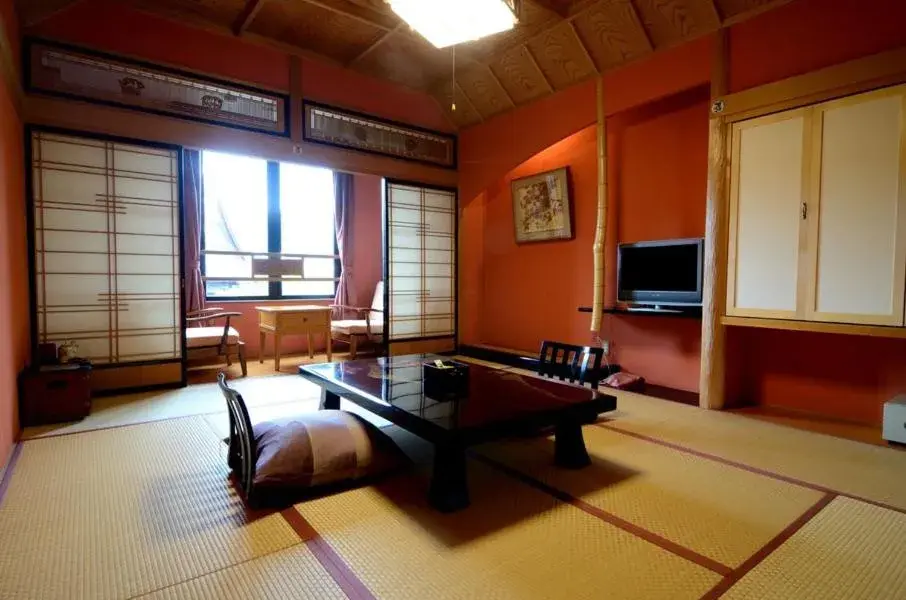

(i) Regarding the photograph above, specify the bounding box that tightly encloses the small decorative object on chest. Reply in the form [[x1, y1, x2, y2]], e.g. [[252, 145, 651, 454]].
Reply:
[[423, 360, 470, 401]]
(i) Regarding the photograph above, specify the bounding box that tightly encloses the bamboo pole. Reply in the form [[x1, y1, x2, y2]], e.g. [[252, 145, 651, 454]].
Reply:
[[700, 29, 730, 409], [590, 76, 607, 333]]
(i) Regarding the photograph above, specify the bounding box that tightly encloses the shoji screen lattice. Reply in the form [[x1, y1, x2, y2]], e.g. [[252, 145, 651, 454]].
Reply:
[[385, 181, 456, 352], [32, 131, 182, 366]]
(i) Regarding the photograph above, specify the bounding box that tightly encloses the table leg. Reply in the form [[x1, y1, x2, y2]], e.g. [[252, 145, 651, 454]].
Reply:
[[319, 389, 340, 410], [307, 333, 314, 359], [429, 442, 470, 512], [554, 420, 591, 468], [325, 327, 332, 362], [258, 331, 266, 364], [274, 334, 281, 371]]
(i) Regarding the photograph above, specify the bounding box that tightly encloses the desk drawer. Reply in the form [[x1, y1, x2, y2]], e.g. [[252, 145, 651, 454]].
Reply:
[[278, 310, 329, 330]]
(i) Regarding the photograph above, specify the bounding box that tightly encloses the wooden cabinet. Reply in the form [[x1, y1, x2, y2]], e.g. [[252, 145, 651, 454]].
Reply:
[[726, 85, 906, 327]]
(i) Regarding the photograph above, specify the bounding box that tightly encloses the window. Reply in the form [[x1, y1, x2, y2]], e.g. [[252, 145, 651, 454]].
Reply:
[[201, 150, 337, 299]]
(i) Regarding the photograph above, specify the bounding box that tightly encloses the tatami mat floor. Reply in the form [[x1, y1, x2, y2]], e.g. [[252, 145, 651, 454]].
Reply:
[[2, 355, 906, 599]]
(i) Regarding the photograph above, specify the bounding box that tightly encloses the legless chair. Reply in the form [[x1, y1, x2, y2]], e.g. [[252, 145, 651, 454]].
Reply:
[[186, 307, 248, 376], [330, 281, 384, 359]]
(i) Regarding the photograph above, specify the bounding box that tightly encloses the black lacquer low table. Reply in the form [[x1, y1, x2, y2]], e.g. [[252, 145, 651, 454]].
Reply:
[[298, 354, 617, 512]]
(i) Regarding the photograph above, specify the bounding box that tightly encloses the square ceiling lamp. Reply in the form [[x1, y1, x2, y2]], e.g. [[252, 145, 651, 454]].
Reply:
[[388, 0, 520, 48]]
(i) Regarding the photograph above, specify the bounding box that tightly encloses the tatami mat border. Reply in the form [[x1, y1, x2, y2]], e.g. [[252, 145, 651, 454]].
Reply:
[[595, 422, 906, 516], [281, 507, 376, 600], [698, 493, 837, 599]]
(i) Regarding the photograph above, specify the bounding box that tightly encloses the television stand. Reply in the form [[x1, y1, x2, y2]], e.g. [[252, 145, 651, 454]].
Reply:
[[625, 305, 683, 314], [577, 306, 702, 319]]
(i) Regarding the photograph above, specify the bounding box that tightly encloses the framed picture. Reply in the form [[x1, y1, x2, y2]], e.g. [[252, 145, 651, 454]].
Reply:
[[511, 167, 573, 243]]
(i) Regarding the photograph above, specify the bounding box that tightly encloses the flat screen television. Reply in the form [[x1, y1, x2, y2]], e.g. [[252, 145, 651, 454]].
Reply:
[[617, 238, 704, 307]]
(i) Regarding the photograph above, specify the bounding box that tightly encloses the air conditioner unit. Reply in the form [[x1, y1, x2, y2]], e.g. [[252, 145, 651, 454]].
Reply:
[[882, 396, 906, 444]]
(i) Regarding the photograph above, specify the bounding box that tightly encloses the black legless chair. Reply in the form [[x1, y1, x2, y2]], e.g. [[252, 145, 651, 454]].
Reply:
[[537, 341, 605, 388], [217, 372, 258, 506]]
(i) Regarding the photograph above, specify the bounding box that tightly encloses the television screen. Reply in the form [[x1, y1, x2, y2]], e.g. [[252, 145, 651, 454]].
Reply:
[[618, 239, 703, 306]]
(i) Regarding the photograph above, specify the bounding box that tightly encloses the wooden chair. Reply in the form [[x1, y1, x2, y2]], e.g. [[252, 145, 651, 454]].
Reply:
[[217, 372, 257, 504], [330, 281, 384, 359], [186, 307, 247, 376], [537, 341, 604, 388]]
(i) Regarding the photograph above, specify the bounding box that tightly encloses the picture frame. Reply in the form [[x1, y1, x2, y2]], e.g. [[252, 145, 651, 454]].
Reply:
[[511, 167, 573, 243]]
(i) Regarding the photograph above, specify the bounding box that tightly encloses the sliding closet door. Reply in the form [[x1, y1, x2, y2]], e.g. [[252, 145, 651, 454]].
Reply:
[[32, 131, 183, 388], [385, 180, 456, 355]]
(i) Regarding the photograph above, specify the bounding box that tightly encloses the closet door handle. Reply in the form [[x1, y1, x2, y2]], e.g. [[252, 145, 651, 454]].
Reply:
[[801, 202, 808, 220]]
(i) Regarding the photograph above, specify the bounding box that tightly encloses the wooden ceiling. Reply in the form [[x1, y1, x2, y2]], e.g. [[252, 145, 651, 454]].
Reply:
[[18, 0, 793, 128]]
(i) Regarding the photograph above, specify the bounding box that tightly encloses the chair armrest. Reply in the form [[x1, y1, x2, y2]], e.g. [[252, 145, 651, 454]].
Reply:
[[187, 307, 225, 317], [330, 304, 371, 313], [186, 311, 242, 323]]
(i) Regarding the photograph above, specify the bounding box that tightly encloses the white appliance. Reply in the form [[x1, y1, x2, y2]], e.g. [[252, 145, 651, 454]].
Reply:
[[882, 396, 906, 444]]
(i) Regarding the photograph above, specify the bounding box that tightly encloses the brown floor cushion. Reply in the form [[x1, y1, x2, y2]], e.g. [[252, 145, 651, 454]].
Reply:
[[250, 410, 408, 504]]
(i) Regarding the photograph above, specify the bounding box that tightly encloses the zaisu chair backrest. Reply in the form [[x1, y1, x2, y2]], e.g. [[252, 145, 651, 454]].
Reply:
[[538, 341, 604, 388]]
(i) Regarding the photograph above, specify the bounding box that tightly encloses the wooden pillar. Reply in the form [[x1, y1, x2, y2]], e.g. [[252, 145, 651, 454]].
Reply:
[[290, 56, 303, 144], [590, 76, 607, 334], [699, 29, 730, 409]]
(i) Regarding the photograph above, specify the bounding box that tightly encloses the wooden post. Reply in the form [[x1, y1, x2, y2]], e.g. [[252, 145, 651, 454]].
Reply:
[[290, 56, 303, 143], [700, 29, 730, 409], [590, 77, 607, 334]]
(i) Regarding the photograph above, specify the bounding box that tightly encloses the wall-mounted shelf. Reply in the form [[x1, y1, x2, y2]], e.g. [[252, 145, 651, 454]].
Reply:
[[721, 316, 906, 339], [578, 306, 702, 319]]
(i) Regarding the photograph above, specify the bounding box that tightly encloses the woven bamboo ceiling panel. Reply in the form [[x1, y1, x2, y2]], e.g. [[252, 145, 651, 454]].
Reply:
[[19, 0, 793, 128]]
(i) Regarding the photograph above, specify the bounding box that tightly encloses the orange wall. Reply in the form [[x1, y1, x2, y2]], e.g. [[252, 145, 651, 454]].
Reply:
[[30, 0, 451, 132], [460, 40, 711, 392], [598, 87, 709, 391], [461, 0, 906, 410], [0, 0, 26, 469], [479, 126, 597, 352], [218, 173, 383, 359], [723, 0, 906, 424]]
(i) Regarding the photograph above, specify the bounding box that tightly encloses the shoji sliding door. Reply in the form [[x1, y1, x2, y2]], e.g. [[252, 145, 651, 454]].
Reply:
[[31, 131, 184, 389], [384, 180, 457, 355]]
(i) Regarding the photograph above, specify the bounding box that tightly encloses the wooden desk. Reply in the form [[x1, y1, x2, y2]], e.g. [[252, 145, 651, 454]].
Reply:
[[256, 305, 332, 371]]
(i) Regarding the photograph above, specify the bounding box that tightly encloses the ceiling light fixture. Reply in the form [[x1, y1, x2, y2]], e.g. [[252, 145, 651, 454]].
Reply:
[[388, 0, 520, 49]]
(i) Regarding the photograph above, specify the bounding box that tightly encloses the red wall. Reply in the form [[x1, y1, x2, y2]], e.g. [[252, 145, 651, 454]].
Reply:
[[599, 87, 709, 391], [0, 0, 26, 470], [30, 0, 451, 133], [460, 0, 906, 413], [217, 173, 383, 359], [460, 39, 711, 392], [723, 0, 906, 424]]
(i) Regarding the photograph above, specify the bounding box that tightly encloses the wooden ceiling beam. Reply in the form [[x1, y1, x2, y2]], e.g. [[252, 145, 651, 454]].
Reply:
[[233, 0, 267, 36], [626, 0, 655, 52], [486, 64, 516, 107], [722, 0, 794, 26], [455, 81, 486, 122], [298, 0, 393, 31], [704, 0, 723, 26], [526, 0, 569, 18], [569, 19, 599, 74], [21, 0, 87, 27], [348, 23, 403, 66]]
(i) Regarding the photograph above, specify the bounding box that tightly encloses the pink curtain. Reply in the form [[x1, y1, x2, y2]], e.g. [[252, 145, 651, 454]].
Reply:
[[183, 149, 205, 315], [333, 172, 355, 314]]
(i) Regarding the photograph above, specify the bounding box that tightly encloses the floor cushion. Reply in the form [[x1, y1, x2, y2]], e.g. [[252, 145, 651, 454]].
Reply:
[[250, 410, 408, 504]]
